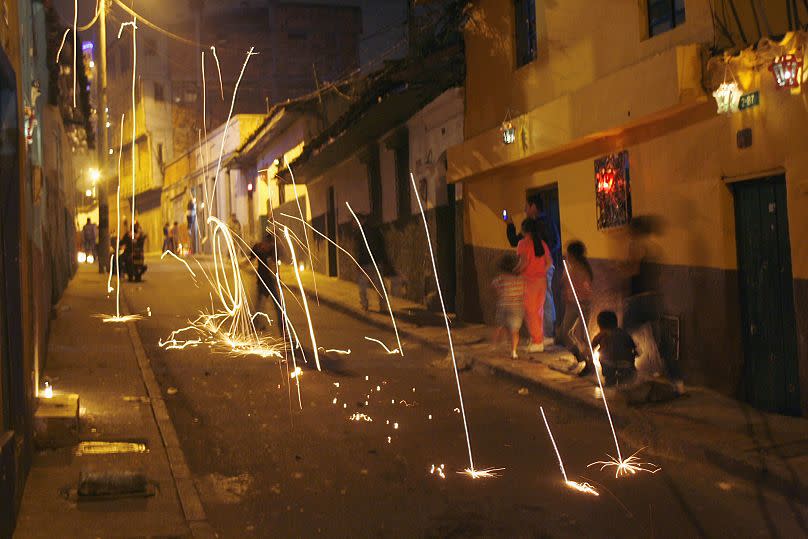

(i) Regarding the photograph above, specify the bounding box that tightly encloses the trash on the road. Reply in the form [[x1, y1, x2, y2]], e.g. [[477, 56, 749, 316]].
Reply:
[[166, 387, 178, 395], [518, 387, 529, 396]]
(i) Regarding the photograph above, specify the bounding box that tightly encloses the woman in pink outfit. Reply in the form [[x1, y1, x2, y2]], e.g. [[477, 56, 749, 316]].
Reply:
[[515, 219, 552, 353]]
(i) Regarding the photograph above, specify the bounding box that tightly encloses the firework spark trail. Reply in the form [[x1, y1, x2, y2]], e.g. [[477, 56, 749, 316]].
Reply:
[[283, 226, 320, 370], [321, 348, 351, 355], [346, 202, 403, 356], [278, 212, 382, 298], [161, 249, 198, 285], [410, 174, 496, 478], [210, 46, 225, 101], [210, 47, 257, 206], [106, 254, 115, 293], [56, 29, 70, 64], [117, 19, 138, 238], [540, 406, 599, 496], [72, 0, 77, 107], [363, 336, 399, 355], [284, 157, 318, 302], [562, 259, 622, 461]]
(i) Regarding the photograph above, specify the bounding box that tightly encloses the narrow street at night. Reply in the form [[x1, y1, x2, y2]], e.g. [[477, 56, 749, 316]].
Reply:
[[118, 258, 804, 538]]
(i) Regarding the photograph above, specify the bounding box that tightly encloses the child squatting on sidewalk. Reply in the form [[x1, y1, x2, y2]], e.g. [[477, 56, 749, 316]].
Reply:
[[592, 310, 638, 387], [492, 253, 525, 359]]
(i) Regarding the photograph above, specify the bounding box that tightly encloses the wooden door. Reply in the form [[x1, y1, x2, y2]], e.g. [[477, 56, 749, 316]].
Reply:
[[733, 175, 800, 415]]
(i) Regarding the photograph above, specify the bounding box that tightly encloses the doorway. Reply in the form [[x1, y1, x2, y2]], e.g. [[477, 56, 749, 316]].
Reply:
[[326, 186, 338, 277], [733, 175, 800, 415]]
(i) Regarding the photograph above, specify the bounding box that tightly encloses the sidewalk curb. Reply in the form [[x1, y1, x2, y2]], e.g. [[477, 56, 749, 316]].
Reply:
[[298, 280, 804, 497], [121, 293, 216, 539]]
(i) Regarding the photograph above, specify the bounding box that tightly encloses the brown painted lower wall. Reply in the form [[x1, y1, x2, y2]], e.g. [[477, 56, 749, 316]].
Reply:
[[461, 243, 806, 410]]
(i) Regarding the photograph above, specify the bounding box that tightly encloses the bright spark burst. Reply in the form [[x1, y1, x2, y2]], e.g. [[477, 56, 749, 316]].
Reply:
[[588, 449, 662, 479], [540, 406, 599, 497], [363, 336, 400, 355], [98, 314, 143, 323], [349, 413, 373, 422], [459, 468, 505, 479], [290, 366, 303, 378], [347, 203, 402, 355]]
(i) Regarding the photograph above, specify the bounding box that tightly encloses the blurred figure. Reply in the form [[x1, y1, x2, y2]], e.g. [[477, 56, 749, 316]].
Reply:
[[559, 241, 594, 374], [171, 221, 180, 254], [354, 213, 387, 312], [130, 222, 148, 282], [249, 231, 284, 329], [491, 253, 525, 359], [162, 222, 173, 253], [82, 218, 97, 258], [229, 213, 243, 239]]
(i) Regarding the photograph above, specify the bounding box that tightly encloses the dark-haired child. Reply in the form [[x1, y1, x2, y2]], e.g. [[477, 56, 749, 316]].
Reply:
[[592, 310, 637, 387], [492, 253, 525, 359]]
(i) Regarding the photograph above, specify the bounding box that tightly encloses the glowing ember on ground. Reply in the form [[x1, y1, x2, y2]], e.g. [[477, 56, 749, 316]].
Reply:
[[98, 314, 144, 323], [349, 413, 373, 422], [429, 464, 446, 479], [290, 366, 303, 379], [42, 382, 54, 399], [588, 449, 661, 478]]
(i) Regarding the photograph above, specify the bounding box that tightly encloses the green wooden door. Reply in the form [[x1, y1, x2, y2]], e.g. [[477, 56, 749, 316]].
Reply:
[[733, 175, 800, 415]]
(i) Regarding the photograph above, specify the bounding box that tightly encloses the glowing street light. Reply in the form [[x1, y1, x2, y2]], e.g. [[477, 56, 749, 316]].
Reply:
[[85, 188, 93, 197]]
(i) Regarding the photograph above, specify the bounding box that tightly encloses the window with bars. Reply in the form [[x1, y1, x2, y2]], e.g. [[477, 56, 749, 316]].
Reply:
[[647, 0, 685, 37], [514, 0, 537, 67]]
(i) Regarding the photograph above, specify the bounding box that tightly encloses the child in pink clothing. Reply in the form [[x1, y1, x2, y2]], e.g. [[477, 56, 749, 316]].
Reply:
[[515, 219, 552, 353], [492, 254, 525, 359]]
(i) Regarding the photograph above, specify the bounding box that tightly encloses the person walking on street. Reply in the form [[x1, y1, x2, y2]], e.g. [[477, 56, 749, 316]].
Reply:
[[171, 221, 181, 254], [492, 253, 525, 359], [248, 232, 284, 329], [82, 218, 98, 258], [354, 213, 387, 312], [162, 222, 173, 253], [131, 222, 148, 282], [515, 219, 552, 353], [229, 213, 243, 239], [505, 193, 559, 343]]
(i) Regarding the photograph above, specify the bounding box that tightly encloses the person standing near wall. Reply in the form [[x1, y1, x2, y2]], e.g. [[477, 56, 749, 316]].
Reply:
[[515, 219, 552, 353], [82, 218, 97, 258], [505, 193, 560, 344], [354, 213, 387, 312]]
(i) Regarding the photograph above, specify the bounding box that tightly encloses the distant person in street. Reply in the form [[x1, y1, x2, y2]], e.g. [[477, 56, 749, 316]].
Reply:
[[82, 218, 97, 257], [354, 213, 387, 312], [229, 213, 243, 239], [162, 222, 173, 253], [187, 197, 197, 254], [249, 231, 284, 329], [505, 193, 559, 342], [130, 222, 148, 282], [491, 253, 525, 359], [171, 221, 181, 254], [119, 219, 132, 279], [592, 310, 637, 387], [515, 219, 552, 353], [559, 241, 594, 375]]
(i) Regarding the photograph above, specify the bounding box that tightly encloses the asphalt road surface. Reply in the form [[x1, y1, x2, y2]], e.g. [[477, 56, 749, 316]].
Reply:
[[125, 258, 807, 538]]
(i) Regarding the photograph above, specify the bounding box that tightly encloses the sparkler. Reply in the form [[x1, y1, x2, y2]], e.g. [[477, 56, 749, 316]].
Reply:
[[363, 336, 400, 355], [283, 226, 320, 370], [540, 406, 599, 496], [56, 29, 70, 64], [210, 46, 224, 101], [347, 202, 402, 355], [98, 115, 142, 323], [284, 157, 318, 302], [72, 0, 77, 107], [562, 259, 659, 477], [410, 174, 496, 479]]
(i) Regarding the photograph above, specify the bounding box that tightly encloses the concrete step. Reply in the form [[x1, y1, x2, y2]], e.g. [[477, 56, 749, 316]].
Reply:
[[33, 393, 80, 449]]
